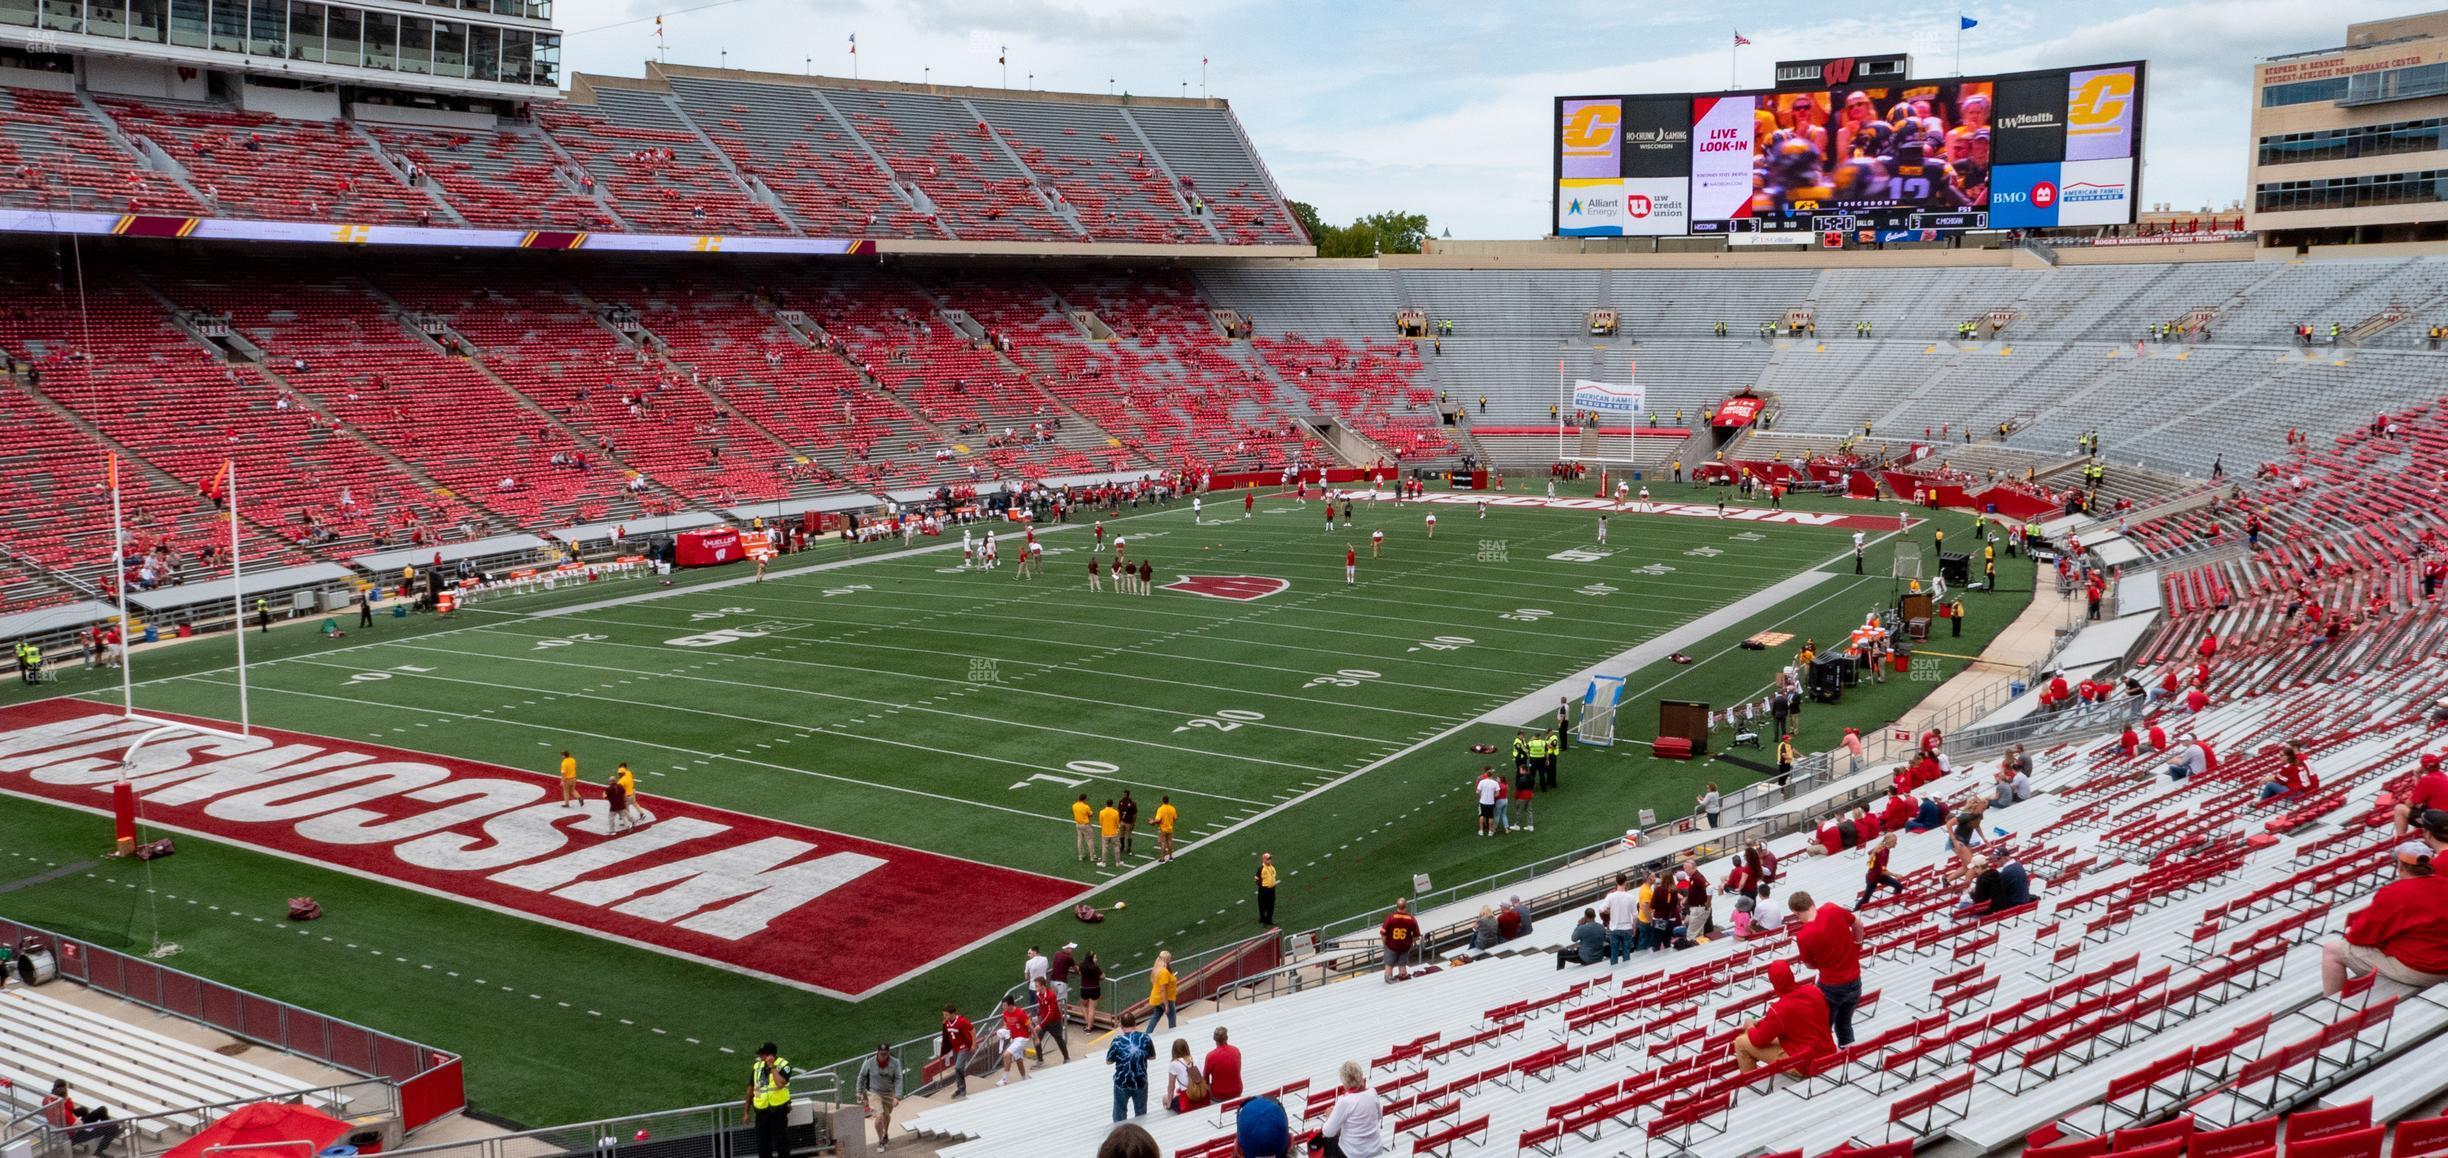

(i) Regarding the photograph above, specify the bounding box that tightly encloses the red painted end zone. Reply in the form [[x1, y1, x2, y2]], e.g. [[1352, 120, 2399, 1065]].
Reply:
[[0, 699, 1085, 999]]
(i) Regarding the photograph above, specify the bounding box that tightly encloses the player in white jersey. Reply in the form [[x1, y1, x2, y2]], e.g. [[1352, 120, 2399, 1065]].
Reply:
[[1371, 527, 1385, 557], [962, 528, 976, 569], [1615, 479, 1630, 506], [1425, 512, 1438, 538], [1597, 515, 1608, 545], [1193, 497, 1203, 519], [982, 535, 999, 569], [1637, 485, 1649, 504], [1546, 480, 1556, 499], [1476, 499, 1487, 519]]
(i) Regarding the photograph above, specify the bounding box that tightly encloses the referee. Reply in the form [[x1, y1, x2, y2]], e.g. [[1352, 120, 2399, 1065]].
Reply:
[[744, 1042, 792, 1158]]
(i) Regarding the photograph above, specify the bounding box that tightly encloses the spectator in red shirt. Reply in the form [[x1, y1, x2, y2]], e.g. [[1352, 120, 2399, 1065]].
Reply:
[[1790, 891, 1866, 1046], [1379, 897, 1423, 983], [2395, 753, 2448, 839], [2183, 685, 2210, 713], [2198, 631, 2219, 660], [1733, 961, 1834, 1072], [1858, 833, 1905, 907], [1204, 1027, 1242, 1103], [1880, 791, 1915, 831], [2322, 841, 2448, 993], [940, 1004, 977, 1099], [2260, 741, 2314, 802], [2147, 720, 2168, 752], [996, 997, 1033, 1084], [1032, 978, 1070, 1063], [2119, 726, 2140, 759]]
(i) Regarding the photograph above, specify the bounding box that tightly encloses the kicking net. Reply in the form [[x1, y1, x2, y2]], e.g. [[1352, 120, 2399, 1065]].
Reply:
[[1577, 674, 1624, 747]]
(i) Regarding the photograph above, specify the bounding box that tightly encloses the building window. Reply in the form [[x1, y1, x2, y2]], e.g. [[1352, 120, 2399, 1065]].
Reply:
[[2263, 76, 2349, 107], [398, 12, 429, 72], [124, 0, 163, 39], [432, 17, 464, 77], [2346, 61, 2448, 105], [2259, 118, 2448, 166], [41, 0, 83, 34], [2256, 168, 2448, 212], [500, 26, 529, 85], [323, 3, 357, 66], [167, 0, 203, 46], [287, 1, 320, 61], [250, 0, 281, 54], [209, 0, 244, 52], [468, 23, 497, 81], [532, 31, 555, 86], [0, 0, 37, 29], [361, 6, 393, 67]]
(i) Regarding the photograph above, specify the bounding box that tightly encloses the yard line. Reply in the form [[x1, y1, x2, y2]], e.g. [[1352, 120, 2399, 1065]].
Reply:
[[175, 674, 1085, 824], [270, 657, 1298, 805], [411, 635, 1403, 744], [522, 609, 1543, 686], [349, 645, 1343, 779]]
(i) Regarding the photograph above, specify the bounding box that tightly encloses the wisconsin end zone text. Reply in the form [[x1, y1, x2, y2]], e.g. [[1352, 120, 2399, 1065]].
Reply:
[[0, 699, 1085, 998]]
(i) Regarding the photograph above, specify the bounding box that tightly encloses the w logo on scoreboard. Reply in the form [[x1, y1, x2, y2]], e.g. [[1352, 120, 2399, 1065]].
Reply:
[[1823, 57, 1856, 87]]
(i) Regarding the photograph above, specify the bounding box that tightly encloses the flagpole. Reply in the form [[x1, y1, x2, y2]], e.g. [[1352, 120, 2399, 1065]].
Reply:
[[1730, 34, 1737, 89], [227, 459, 249, 735], [110, 456, 131, 716]]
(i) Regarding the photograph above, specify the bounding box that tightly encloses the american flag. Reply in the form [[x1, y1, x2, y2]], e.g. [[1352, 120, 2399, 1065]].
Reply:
[[1733, 31, 1753, 46]]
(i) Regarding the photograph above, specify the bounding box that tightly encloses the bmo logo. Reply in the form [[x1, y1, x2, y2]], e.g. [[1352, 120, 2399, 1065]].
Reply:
[[1627, 194, 1654, 217], [2031, 181, 2059, 209]]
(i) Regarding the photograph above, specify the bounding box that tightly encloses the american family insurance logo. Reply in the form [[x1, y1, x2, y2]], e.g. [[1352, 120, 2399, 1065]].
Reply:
[[0, 700, 1084, 997]]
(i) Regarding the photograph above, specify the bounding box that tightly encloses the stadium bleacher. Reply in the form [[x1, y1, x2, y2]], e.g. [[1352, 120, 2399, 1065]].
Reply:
[[905, 651, 2448, 1157], [0, 988, 359, 1133]]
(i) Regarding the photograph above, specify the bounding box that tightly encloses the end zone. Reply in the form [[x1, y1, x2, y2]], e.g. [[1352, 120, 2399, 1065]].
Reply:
[[0, 698, 1084, 999]]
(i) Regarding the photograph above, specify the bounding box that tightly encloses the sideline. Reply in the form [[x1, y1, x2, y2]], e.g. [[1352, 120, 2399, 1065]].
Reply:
[[532, 502, 1194, 619]]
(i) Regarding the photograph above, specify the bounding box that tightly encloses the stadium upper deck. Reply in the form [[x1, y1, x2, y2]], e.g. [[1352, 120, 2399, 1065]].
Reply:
[[0, 62, 1307, 247]]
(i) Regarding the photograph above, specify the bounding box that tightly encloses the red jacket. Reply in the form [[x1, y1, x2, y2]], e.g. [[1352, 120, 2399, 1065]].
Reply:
[[1794, 904, 1862, 986], [2345, 875, 2448, 974], [1880, 794, 1914, 829], [1750, 980, 1836, 1062]]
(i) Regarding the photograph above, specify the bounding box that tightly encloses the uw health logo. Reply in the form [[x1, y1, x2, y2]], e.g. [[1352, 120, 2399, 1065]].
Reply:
[[1161, 575, 1289, 601]]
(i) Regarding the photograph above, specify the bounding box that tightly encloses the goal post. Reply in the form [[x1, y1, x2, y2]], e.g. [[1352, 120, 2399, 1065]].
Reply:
[[1556, 356, 1645, 467], [1577, 674, 1624, 747]]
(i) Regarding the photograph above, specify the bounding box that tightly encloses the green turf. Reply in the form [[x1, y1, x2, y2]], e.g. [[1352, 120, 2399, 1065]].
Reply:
[[0, 484, 2031, 1125]]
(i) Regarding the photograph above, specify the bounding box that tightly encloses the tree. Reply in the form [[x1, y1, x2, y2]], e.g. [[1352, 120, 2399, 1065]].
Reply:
[[1288, 200, 1326, 245], [1284, 202, 1432, 257]]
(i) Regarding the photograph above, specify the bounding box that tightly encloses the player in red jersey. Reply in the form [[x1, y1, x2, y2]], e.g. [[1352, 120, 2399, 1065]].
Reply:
[[1244, 489, 1255, 519], [1345, 545, 1358, 584], [1094, 521, 1105, 550]]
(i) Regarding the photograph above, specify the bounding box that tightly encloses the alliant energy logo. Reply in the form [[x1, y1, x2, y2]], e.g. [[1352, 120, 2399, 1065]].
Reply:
[[0, 700, 1085, 997]]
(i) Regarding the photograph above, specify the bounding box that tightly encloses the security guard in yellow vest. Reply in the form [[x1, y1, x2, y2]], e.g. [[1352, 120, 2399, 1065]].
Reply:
[[745, 1042, 792, 1158], [1526, 733, 1552, 790]]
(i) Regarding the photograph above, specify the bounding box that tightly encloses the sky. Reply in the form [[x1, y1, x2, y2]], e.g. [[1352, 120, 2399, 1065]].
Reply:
[[552, 0, 2422, 238]]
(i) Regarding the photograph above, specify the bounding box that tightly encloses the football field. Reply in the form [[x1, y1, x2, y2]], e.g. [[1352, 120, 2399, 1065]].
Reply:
[[0, 486, 2030, 1124]]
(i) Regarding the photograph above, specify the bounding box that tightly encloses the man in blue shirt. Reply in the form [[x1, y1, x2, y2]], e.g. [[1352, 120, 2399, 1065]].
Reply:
[[1105, 1010, 1154, 1122]]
